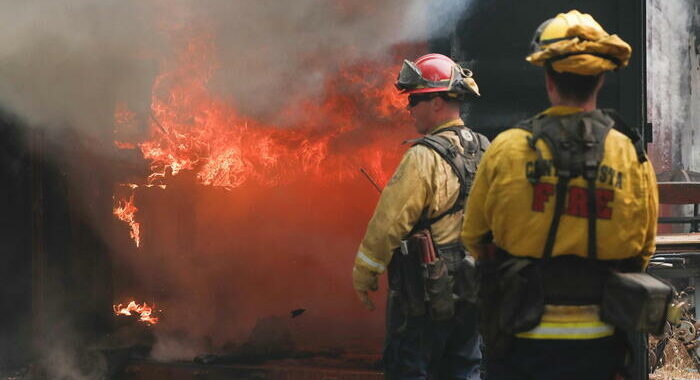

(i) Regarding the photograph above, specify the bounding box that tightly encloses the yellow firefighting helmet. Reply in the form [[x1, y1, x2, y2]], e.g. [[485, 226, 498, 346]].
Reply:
[[526, 10, 632, 76]]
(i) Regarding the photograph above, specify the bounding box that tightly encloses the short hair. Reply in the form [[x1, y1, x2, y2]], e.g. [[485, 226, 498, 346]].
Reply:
[[545, 66, 603, 103]]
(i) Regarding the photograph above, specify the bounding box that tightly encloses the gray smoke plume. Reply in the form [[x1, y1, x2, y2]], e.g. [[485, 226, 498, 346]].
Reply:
[[0, 0, 473, 135], [0, 1, 160, 134]]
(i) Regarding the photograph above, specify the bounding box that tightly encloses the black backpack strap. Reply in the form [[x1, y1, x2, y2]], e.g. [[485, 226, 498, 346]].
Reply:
[[440, 126, 479, 156], [409, 127, 477, 227], [519, 111, 615, 259], [544, 177, 570, 259], [445, 126, 489, 171], [517, 115, 551, 184], [528, 116, 572, 259], [476, 132, 490, 153], [600, 109, 647, 164], [580, 113, 613, 259], [413, 135, 469, 221]]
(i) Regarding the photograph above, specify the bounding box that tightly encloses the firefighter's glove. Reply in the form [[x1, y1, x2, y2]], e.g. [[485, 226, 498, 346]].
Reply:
[[353, 265, 378, 311]]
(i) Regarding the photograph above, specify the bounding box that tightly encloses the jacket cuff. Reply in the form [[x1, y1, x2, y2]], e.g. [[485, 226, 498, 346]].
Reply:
[[354, 250, 386, 274]]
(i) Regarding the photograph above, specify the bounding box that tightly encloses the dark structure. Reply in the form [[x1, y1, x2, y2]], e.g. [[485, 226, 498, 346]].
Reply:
[[0, 110, 114, 377], [433, 0, 647, 142], [0, 112, 33, 369], [430, 1, 649, 379]]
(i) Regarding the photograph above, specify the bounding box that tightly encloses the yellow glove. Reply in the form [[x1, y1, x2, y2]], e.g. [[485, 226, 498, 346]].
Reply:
[[353, 265, 378, 311]]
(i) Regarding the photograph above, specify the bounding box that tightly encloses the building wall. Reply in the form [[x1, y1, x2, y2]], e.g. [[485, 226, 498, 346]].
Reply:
[[647, 0, 700, 173], [686, 7, 700, 171]]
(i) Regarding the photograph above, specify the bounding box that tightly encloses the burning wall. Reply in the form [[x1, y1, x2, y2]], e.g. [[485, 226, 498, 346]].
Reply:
[[0, 5, 531, 380], [111, 24, 419, 354], [0, 0, 476, 367]]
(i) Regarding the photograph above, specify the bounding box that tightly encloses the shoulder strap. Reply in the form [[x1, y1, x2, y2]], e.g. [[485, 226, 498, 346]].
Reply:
[[518, 112, 615, 259], [410, 127, 473, 227], [529, 116, 572, 259], [515, 114, 551, 184], [600, 109, 647, 164], [476, 132, 490, 153]]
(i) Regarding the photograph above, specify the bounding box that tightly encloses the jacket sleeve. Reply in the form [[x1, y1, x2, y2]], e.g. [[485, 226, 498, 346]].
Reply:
[[640, 160, 659, 268], [461, 138, 499, 259], [353, 146, 433, 275]]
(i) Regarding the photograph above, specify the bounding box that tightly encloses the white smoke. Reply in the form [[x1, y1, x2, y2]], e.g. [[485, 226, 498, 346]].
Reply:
[[0, 1, 160, 134], [0, 0, 473, 135]]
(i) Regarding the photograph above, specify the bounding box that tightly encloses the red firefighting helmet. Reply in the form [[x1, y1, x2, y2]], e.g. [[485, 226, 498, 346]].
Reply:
[[395, 53, 480, 97]]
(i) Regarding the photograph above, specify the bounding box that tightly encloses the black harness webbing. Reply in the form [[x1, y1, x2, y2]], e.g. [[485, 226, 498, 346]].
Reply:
[[543, 178, 570, 259], [516, 109, 644, 259], [407, 126, 485, 228]]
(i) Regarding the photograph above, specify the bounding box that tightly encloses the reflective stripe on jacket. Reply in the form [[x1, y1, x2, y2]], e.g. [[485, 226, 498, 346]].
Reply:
[[515, 305, 614, 340], [461, 106, 657, 339]]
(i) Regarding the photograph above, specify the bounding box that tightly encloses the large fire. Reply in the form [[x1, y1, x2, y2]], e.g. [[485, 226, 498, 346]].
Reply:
[[106, 6, 426, 352], [112, 28, 412, 247], [113, 301, 160, 325]]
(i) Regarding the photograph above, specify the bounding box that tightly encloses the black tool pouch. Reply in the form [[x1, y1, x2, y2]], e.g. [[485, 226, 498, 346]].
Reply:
[[399, 251, 427, 317], [426, 258, 455, 321], [477, 254, 545, 359], [389, 249, 425, 317], [454, 254, 478, 304], [498, 257, 545, 334], [600, 272, 672, 335], [477, 257, 510, 359]]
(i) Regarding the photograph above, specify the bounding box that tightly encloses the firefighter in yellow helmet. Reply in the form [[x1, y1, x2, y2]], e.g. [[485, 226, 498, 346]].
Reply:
[[352, 53, 487, 379], [461, 10, 666, 379]]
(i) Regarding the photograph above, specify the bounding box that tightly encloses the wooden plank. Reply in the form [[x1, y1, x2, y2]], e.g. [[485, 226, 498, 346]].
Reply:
[[658, 182, 700, 204], [123, 361, 384, 380], [656, 233, 700, 246], [656, 233, 700, 252]]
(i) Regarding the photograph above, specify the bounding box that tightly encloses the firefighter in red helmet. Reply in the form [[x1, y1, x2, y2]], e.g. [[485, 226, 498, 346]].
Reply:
[[352, 53, 487, 379]]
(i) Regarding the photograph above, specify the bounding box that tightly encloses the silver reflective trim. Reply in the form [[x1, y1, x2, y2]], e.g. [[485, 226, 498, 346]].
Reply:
[[357, 251, 386, 272], [400, 240, 409, 256], [520, 323, 614, 338]]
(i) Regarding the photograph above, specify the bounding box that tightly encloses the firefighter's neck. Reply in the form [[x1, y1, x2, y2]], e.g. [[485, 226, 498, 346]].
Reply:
[[549, 95, 597, 112], [545, 73, 601, 112], [425, 101, 461, 135]]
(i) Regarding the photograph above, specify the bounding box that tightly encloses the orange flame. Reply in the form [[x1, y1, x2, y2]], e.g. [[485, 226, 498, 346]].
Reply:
[[113, 301, 160, 325], [113, 26, 413, 244], [130, 31, 407, 187], [113, 194, 141, 247], [114, 141, 137, 149]]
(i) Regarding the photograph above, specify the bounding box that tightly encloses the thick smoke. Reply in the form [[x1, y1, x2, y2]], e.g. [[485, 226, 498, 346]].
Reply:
[[0, 0, 471, 134], [0, 1, 160, 135], [0, 0, 475, 371]]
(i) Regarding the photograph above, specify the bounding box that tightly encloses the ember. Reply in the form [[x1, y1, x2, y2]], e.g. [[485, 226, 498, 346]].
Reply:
[[113, 301, 160, 325]]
